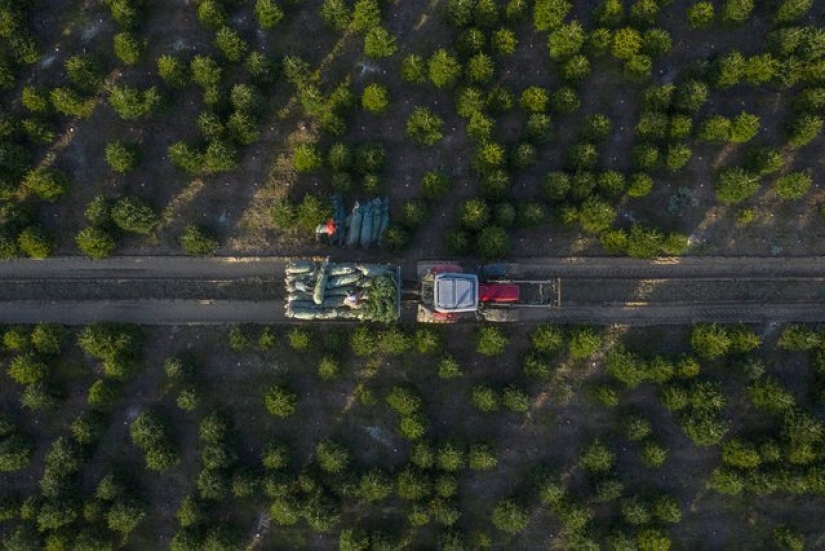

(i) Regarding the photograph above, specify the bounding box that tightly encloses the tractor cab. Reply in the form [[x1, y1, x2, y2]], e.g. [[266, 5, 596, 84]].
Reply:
[[432, 273, 479, 313]]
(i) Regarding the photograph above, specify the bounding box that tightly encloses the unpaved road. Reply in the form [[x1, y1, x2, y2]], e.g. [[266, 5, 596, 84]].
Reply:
[[1, 256, 824, 325]]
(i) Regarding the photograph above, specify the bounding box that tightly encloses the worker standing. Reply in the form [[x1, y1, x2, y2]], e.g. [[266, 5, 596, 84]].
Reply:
[[315, 218, 337, 243]]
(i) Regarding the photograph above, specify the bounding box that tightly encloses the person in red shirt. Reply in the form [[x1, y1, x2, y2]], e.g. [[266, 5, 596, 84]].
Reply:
[[315, 218, 336, 242]]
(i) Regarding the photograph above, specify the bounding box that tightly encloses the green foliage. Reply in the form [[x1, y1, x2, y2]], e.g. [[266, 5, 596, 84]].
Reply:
[[111, 197, 158, 235], [438, 355, 463, 379], [8, 353, 48, 384], [364, 26, 397, 58], [255, 0, 283, 29], [747, 377, 795, 411], [22, 167, 69, 202], [492, 498, 529, 534], [105, 141, 140, 173], [548, 21, 585, 60], [471, 385, 500, 412], [113, 32, 142, 64], [721, 0, 754, 26], [65, 55, 103, 92], [533, 0, 572, 31], [578, 197, 616, 234], [215, 26, 248, 62], [401, 54, 427, 83], [316, 440, 350, 474], [317, 356, 340, 380], [293, 143, 322, 172], [18, 226, 52, 259], [0, 433, 32, 472], [108, 85, 159, 120], [265, 385, 298, 417], [157, 54, 189, 88], [296, 194, 332, 233], [180, 225, 217, 255], [429, 49, 461, 88], [569, 326, 601, 360], [715, 167, 760, 204], [130, 409, 179, 471], [107, 499, 145, 539], [612, 27, 642, 60], [477, 326, 508, 356], [774, 172, 812, 201], [386, 385, 422, 415], [421, 171, 451, 200], [50, 87, 95, 118], [787, 114, 822, 148], [361, 83, 389, 113], [493, 28, 518, 55], [687, 2, 714, 28], [773, 526, 806, 551], [406, 107, 444, 146], [287, 327, 311, 351], [778, 324, 820, 351], [579, 438, 615, 473], [639, 440, 668, 468]]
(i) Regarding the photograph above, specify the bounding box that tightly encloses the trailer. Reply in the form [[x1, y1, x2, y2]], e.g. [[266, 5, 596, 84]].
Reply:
[[284, 259, 401, 322], [415, 262, 560, 323]]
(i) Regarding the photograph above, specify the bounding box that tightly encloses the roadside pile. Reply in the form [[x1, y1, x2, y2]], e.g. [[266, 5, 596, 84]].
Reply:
[[328, 195, 390, 249], [284, 259, 399, 322]]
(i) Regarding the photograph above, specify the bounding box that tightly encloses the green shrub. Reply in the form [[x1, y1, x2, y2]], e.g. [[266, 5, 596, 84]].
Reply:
[[533, 0, 572, 31], [75, 228, 117, 260], [492, 28, 518, 55], [399, 413, 428, 440], [18, 226, 52, 259], [8, 353, 49, 384], [296, 193, 332, 232], [180, 225, 217, 255], [293, 143, 322, 172], [687, 2, 714, 27], [108, 85, 159, 120], [639, 440, 668, 468], [569, 327, 601, 360], [579, 438, 615, 473], [255, 0, 283, 29], [471, 385, 500, 412], [438, 355, 463, 379], [747, 377, 795, 411], [523, 353, 552, 380], [721, 0, 754, 26], [364, 26, 397, 58], [715, 167, 760, 204], [436, 442, 465, 472], [401, 54, 427, 83], [477, 326, 508, 356], [157, 55, 189, 88], [475, 226, 509, 260], [491, 498, 528, 534], [787, 114, 823, 148], [578, 197, 616, 234], [502, 385, 530, 412], [361, 83, 389, 113], [22, 167, 69, 202], [358, 468, 393, 502], [264, 386, 298, 417], [317, 356, 340, 380], [114, 32, 142, 64], [287, 327, 311, 351], [386, 386, 421, 415], [406, 107, 444, 146], [421, 171, 451, 200], [316, 440, 349, 474], [774, 172, 812, 201], [111, 197, 158, 234], [105, 141, 140, 173], [428, 49, 461, 88]]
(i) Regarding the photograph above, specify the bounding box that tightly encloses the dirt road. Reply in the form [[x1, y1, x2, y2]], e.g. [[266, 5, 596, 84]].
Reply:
[[1, 256, 824, 325]]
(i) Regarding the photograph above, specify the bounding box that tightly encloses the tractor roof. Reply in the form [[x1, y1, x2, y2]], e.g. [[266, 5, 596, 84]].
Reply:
[[434, 273, 478, 313]]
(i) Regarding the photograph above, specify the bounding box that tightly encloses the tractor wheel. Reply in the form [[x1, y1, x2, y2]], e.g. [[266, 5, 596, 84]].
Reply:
[[481, 308, 519, 323], [417, 305, 459, 324]]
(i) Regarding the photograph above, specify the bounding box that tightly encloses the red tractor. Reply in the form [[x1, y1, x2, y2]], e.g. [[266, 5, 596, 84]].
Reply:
[[416, 263, 558, 323]]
